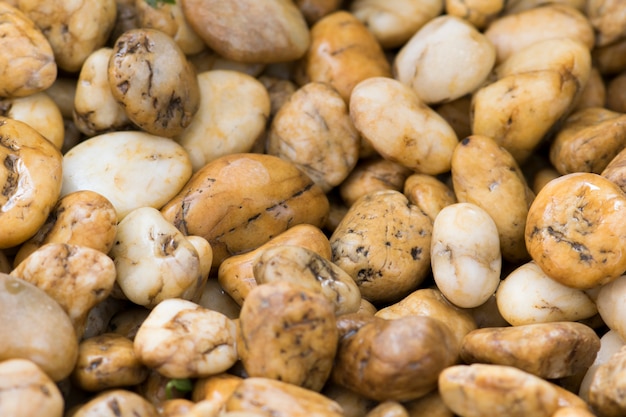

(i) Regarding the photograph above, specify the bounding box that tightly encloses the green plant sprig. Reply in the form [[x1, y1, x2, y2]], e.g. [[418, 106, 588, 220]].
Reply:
[[165, 378, 193, 399], [146, 0, 176, 8]]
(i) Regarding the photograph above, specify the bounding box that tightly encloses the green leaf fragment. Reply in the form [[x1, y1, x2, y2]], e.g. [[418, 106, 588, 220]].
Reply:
[[165, 378, 193, 399], [146, 0, 176, 8]]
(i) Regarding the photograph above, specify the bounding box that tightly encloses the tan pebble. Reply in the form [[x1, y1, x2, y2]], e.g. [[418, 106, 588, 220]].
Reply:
[[181, 0, 310, 64], [589, 345, 626, 416], [238, 281, 338, 392], [0, 2, 56, 97], [472, 38, 591, 164], [0, 117, 63, 249], [403, 173, 457, 223], [305, 10, 391, 102], [218, 224, 331, 306], [134, 298, 238, 379], [0, 359, 63, 417], [71, 389, 159, 417], [13, 190, 118, 267], [0, 273, 78, 381], [72, 333, 148, 392], [11, 243, 116, 339], [460, 322, 601, 379], [451, 134, 534, 262], [19, 0, 116, 73], [161, 153, 329, 268], [340, 158, 412, 207], [403, 390, 455, 417], [376, 288, 477, 351], [268, 82, 360, 193], [350, 77, 458, 175], [254, 245, 361, 315], [330, 190, 432, 304], [192, 373, 243, 404], [226, 377, 344, 417], [525, 172, 626, 289], [602, 145, 626, 193], [439, 364, 561, 417], [108, 28, 200, 137], [332, 314, 457, 402], [550, 107, 626, 175], [551, 406, 596, 417]]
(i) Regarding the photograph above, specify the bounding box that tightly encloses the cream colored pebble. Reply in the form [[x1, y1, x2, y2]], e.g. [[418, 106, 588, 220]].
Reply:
[[364, 401, 409, 417], [62, 131, 192, 220], [0, 92, 64, 149], [176, 70, 270, 172], [110, 207, 204, 309], [134, 298, 238, 379], [431, 202, 501, 308], [496, 261, 598, 325], [484, 4, 594, 63], [596, 274, 626, 342], [73, 47, 131, 137], [350, 77, 458, 175], [579, 330, 625, 402], [183, 235, 214, 303], [350, 0, 443, 49], [394, 15, 496, 104]]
